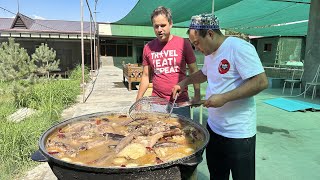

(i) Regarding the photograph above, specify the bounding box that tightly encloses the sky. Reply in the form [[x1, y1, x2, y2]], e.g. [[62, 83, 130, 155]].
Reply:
[[0, 0, 139, 23]]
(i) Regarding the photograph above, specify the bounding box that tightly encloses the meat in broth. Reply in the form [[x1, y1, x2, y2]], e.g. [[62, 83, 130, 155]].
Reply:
[[45, 113, 205, 168]]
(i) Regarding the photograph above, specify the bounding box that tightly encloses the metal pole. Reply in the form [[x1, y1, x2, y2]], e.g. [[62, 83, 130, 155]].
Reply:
[[90, 17, 93, 71], [17, 0, 20, 12], [94, 0, 98, 70], [212, 0, 214, 14], [80, 0, 85, 103]]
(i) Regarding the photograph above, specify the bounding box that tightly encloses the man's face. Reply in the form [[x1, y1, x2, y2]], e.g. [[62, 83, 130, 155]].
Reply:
[[188, 29, 214, 56], [152, 14, 172, 42]]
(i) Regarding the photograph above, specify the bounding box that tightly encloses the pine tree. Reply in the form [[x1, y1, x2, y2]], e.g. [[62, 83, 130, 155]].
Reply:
[[0, 38, 36, 81], [32, 43, 60, 78]]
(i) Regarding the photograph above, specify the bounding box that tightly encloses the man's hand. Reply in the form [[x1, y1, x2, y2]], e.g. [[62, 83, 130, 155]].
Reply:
[[190, 93, 201, 107], [172, 84, 182, 99], [203, 94, 227, 108]]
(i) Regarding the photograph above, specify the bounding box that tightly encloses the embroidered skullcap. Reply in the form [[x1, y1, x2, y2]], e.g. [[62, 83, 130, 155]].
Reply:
[[189, 13, 219, 30]]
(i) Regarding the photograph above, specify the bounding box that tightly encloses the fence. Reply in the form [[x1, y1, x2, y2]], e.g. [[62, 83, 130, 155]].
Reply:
[[264, 65, 303, 88], [264, 66, 303, 79]]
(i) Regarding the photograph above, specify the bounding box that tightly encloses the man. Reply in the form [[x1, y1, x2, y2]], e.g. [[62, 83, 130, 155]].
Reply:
[[136, 6, 200, 118], [172, 14, 268, 180]]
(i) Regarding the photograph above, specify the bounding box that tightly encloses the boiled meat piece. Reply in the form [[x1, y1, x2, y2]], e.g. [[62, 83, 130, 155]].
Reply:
[[117, 143, 146, 160]]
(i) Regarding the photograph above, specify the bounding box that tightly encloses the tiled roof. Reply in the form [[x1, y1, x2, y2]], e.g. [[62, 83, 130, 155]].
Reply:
[[0, 13, 91, 34], [30, 19, 91, 33], [0, 18, 13, 29]]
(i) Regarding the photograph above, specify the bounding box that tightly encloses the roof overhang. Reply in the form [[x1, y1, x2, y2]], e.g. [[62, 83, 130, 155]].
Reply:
[[0, 31, 93, 40], [98, 23, 189, 38]]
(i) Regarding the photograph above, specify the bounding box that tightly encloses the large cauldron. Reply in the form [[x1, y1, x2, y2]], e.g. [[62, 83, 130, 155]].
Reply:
[[31, 112, 209, 180]]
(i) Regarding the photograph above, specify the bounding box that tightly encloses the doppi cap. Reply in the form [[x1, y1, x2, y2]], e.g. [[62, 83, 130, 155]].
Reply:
[[189, 13, 219, 30]]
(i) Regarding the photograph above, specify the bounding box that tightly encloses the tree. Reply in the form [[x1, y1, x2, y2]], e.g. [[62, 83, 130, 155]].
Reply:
[[32, 43, 60, 77], [0, 38, 36, 81], [226, 30, 250, 41]]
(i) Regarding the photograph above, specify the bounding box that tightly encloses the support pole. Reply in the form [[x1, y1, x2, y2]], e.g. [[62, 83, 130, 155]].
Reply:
[[90, 17, 93, 71], [80, 0, 85, 103], [303, 0, 320, 98], [94, 0, 98, 70], [212, 0, 214, 14]]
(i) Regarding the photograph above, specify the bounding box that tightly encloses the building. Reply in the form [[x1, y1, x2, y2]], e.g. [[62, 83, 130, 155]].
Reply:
[[251, 36, 306, 67], [0, 13, 93, 73], [0, 13, 193, 71], [97, 23, 195, 67]]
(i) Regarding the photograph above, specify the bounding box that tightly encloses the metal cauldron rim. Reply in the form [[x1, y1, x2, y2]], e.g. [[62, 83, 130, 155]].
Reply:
[[34, 111, 210, 173]]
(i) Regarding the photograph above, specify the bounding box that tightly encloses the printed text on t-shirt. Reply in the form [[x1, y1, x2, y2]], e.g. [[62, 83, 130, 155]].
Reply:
[[151, 50, 179, 74]]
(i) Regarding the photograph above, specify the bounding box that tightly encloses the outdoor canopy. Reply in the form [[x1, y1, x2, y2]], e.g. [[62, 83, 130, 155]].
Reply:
[[115, 0, 242, 25], [115, 0, 310, 36]]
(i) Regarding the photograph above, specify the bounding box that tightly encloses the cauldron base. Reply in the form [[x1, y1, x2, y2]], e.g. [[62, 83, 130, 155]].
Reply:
[[50, 163, 197, 180]]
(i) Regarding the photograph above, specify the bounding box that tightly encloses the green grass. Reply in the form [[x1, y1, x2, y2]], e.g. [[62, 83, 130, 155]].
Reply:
[[0, 65, 88, 179], [20, 79, 80, 111], [0, 112, 59, 179], [0, 97, 16, 120]]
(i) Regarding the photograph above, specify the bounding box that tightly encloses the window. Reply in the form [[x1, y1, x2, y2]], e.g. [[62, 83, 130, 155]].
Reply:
[[128, 46, 132, 56], [100, 39, 133, 57], [117, 45, 127, 57], [106, 44, 116, 56], [100, 45, 106, 56], [264, 43, 272, 52]]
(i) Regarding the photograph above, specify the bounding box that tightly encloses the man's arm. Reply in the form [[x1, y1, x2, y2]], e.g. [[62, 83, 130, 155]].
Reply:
[[204, 72, 268, 108], [187, 62, 201, 102], [136, 65, 151, 100], [172, 70, 207, 98]]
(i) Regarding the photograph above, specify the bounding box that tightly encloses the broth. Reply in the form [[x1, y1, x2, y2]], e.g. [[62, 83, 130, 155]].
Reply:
[[45, 113, 205, 168]]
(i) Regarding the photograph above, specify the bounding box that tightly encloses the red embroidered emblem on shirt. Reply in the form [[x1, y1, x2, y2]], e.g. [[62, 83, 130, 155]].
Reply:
[[218, 59, 230, 74]]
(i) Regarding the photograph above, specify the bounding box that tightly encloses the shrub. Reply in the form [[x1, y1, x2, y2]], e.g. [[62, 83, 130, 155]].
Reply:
[[69, 64, 90, 83], [32, 43, 60, 77], [0, 38, 36, 82]]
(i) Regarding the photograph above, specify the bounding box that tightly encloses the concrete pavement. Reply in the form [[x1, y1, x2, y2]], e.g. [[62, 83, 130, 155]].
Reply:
[[73, 66, 138, 117]]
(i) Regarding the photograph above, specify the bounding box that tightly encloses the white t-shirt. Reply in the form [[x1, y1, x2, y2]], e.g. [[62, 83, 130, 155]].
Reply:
[[201, 37, 264, 138]]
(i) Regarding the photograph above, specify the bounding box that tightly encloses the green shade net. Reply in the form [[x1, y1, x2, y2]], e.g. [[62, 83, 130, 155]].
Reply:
[[114, 0, 311, 36], [175, 0, 310, 36], [219, 0, 310, 36], [238, 21, 308, 36], [115, 0, 242, 25]]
